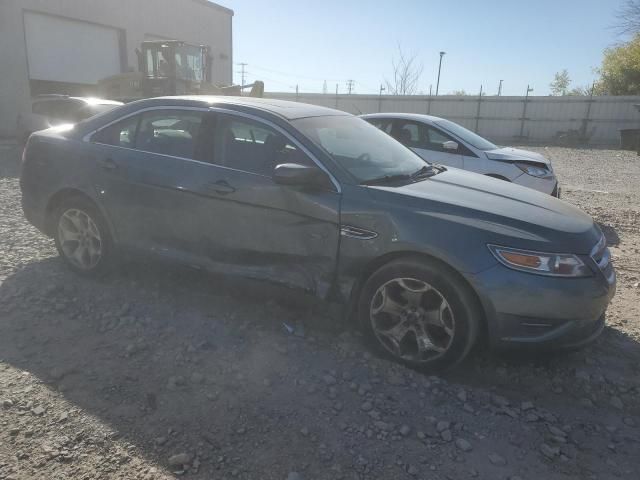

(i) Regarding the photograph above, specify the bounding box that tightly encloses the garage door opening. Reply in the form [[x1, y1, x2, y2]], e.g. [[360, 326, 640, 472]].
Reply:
[[24, 12, 123, 95]]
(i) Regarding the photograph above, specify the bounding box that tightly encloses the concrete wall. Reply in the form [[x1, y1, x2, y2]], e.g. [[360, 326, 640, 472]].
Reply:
[[266, 92, 640, 146], [0, 0, 233, 136]]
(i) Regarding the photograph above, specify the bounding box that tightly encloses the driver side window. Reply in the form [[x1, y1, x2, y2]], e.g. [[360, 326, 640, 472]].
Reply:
[[424, 126, 455, 152], [216, 115, 312, 176]]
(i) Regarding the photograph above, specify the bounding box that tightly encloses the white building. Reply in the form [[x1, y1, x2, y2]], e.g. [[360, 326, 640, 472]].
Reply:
[[0, 0, 234, 137]]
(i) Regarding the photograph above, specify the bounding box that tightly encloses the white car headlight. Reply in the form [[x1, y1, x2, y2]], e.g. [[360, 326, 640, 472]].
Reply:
[[488, 245, 592, 277], [514, 162, 550, 178]]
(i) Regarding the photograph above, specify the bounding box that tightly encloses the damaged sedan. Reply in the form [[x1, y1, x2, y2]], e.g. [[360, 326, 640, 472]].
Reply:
[[20, 97, 615, 370]]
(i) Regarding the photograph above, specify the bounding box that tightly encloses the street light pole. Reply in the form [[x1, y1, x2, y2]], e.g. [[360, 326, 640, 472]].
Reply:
[[498, 79, 503, 96], [435, 51, 446, 96]]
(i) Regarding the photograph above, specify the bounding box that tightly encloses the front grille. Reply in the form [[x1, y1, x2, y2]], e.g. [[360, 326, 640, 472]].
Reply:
[[591, 235, 615, 283]]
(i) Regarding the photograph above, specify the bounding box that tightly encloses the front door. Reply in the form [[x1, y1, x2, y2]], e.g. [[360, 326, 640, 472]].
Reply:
[[390, 119, 464, 168], [192, 112, 341, 297]]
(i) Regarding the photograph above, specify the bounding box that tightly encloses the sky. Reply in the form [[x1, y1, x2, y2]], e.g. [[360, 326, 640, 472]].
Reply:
[[221, 0, 626, 96]]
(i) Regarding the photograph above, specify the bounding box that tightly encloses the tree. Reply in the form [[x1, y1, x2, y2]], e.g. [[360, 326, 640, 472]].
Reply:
[[594, 34, 640, 95], [614, 0, 640, 36], [568, 85, 591, 96], [550, 70, 571, 95], [450, 89, 468, 96], [385, 45, 424, 95]]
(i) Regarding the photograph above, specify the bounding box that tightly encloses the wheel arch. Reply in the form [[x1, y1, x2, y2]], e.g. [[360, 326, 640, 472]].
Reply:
[[348, 250, 489, 343], [44, 188, 115, 241]]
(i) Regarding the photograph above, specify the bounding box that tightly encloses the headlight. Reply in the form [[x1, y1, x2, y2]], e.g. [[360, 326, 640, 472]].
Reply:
[[488, 245, 592, 277], [514, 162, 550, 178]]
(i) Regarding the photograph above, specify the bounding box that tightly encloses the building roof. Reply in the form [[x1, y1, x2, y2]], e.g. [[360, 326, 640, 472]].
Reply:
[[189, 0, 234, 16]]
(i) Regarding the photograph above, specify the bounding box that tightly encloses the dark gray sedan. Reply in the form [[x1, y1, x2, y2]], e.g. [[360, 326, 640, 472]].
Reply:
[[20, 96, 616, 370]]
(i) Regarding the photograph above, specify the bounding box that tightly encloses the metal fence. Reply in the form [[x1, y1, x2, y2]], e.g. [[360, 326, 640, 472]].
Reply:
[[265, 92, 640, 146]]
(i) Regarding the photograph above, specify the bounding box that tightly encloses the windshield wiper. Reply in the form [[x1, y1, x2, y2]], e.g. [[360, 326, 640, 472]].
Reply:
[[410, 165, 437, 179], [360, 174, 412, 186], [410, 164, 448, 180]]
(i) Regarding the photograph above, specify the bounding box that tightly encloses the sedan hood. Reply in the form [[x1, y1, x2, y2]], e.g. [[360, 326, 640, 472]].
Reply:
[[485, 147, 550, 166], [368, 168, 599, 254]]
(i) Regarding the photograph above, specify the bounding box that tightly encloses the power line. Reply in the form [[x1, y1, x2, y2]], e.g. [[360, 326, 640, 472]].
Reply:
[[248, 64, 345, 83]]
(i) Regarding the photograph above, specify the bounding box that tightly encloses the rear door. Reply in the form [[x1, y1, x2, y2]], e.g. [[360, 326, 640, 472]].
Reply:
[[90, 107, 215, 255]]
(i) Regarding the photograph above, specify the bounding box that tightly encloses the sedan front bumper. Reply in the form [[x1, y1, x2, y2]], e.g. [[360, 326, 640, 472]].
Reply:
[[465, 262, 615, 349]]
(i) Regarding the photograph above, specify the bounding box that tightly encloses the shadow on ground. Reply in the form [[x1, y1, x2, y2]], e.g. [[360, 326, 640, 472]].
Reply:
[[1, 251, 639, 478]]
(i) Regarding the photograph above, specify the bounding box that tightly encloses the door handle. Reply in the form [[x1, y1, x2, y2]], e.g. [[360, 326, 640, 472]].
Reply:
[[206, 180, 236, 195], [100, 158, 118, 171]]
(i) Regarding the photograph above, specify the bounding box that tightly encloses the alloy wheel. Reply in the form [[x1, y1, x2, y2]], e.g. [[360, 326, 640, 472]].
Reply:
[[369, 277, 455, 362], [57, 208, 103, 270]]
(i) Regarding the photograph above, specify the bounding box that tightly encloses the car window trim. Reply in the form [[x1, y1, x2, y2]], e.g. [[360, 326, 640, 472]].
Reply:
[[84, 105, 341, 193]]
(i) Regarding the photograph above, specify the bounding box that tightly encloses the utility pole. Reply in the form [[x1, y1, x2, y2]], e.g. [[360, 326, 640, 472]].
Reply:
[[378, 84, 385, 112], [435, 51, 446, 96], [346, 79, 355, 95], [237, 62, 248, 86], [519, 84, 534, 138], [295, 84, 299, 102], [335, 83, 339, 108], [497, 79, 503, 96], [323, 80, 328, 94], [475, 84, 483, 133]]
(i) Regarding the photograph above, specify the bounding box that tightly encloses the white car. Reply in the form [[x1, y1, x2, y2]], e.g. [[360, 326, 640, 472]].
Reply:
[[361, 113, 559, 196]]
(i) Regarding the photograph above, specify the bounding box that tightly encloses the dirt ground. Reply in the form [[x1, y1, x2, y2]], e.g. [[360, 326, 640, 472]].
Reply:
[[1, 143, 639, 480]]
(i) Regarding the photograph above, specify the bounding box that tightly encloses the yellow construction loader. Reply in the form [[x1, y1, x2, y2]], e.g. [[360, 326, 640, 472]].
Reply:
[[98, 40, 263, 101]]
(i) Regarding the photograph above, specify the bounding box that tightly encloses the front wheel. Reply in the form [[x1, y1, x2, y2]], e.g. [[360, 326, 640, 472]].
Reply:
[[53, 197, 114, 275], [358, 257, 481, 371]]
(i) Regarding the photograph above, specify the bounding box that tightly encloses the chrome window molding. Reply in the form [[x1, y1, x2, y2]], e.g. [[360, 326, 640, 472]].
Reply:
[[82, 104, 342, 193]]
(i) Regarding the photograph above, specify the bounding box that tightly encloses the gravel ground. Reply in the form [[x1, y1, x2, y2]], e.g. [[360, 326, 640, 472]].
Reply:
[[1, 144, 639, 480]]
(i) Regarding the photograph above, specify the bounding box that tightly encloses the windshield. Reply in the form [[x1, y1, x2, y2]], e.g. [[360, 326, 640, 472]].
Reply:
[[175, 45, 204, 82], [434, 118, 497, 151], [293, 115, 428, 183]]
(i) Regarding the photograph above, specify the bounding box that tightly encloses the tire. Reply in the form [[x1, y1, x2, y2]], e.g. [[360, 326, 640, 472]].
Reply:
[[52, 196, 114, 276], [358, 256, 481, 371]]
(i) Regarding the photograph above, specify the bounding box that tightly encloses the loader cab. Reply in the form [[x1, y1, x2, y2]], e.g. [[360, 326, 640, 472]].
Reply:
[[140, 40, 211, 97]]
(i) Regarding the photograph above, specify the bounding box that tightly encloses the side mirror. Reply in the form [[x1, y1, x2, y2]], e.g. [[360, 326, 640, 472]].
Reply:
[[442, 140, 459, 151], [273, 163, 327, 188]]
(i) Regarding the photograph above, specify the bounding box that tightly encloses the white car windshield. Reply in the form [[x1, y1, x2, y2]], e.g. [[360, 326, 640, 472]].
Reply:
[[293, 115, 428, 183], [435, 118, 498, 151]]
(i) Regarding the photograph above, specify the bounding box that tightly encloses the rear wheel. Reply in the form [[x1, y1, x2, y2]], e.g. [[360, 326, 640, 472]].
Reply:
[[53, 197, 114, 275], [358, 257, 481, 371]]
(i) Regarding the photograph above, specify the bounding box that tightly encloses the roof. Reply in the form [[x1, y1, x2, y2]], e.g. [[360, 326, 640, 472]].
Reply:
[[189, 0, 234, 16], [31, 95, 122, 106], [360, 112, 446, 123], [154, 96, 351, 120]]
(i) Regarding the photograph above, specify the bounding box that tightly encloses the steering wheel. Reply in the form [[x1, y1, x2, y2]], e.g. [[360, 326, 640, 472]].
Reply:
[[357, 153, 371, 162]]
